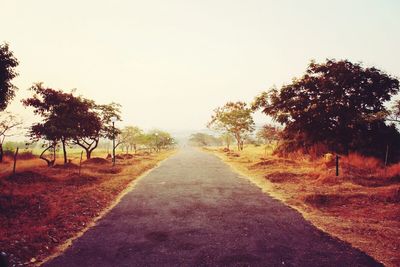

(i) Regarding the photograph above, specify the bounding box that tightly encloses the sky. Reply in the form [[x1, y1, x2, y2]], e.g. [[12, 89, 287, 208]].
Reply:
[[1, 0, 400, 135]]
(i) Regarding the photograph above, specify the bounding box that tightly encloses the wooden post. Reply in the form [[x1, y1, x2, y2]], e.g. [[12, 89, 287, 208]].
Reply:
[[13, 147, 19, 175], [385, 144, 389, 168], [79, 151, 83, 176], [335, 155, 339, 176]]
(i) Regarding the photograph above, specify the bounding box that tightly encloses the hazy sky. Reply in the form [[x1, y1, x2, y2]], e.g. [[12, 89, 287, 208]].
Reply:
[[1, 0, 400, 133]]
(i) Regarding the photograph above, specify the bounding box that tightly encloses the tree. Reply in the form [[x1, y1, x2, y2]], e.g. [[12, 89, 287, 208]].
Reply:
[[120, 126, 143, 154], [0, 43, 19, 111], [0, 112, 22, 162], [208, 101, 255, 151], [388, 99, 400, 123], [23, 83, 84, 164], [73, 103, 121, 159], [253, 59, 400, 161], [256, 124, 281, 145], [28, 123, 58, 167], [23, 83, 119, 163], [219, 132, 234, 149]]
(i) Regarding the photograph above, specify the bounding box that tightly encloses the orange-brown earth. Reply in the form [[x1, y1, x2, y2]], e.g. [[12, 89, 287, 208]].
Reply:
[[0, 150, 174, 266], [205, 145, 400, 267]]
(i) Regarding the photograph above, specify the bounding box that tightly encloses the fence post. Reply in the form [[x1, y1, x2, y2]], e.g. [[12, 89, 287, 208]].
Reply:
[[79, 151, 83, 176], [335, 154, 340, 176], [13, 147, 19, 175], [385, 144, 389, 167]]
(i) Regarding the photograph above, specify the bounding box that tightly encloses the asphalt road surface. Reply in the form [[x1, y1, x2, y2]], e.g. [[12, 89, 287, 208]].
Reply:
[[45, 147, 382, 267]]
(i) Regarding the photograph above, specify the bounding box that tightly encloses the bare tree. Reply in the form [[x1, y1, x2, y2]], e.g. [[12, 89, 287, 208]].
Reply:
[[0, 112, 22, 162]]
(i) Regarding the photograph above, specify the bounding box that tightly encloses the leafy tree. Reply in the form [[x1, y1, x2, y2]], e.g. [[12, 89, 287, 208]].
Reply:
[[219, 132, 234, 149], [23, 83, 76, 164], [208, 101, 255, 151], [253, 59, 400, 161], [388, 99, 400, 123], [0, 43, 19, 111], [73, 103, 121, 159], [143, 130, 174, 152], [24, 83, 123, 162], [120, 126, 143, 154], [0, 112, 22, 162], [256, 124, 281, 145]]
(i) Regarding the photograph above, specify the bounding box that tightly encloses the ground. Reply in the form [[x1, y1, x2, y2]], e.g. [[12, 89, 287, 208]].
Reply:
[[204, 145, 400, 267], [0, 149, 174, 266], [45, 147, 380, 267]]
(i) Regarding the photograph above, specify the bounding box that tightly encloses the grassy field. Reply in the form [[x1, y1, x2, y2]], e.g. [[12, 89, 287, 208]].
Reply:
[[0, 149, 175, 266], [205, 145, 400, 267]]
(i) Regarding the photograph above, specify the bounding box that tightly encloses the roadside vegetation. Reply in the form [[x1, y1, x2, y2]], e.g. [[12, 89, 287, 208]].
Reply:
[[0, 149, 175, 266], [0, 43, 177, 266], [203, 59, 400, 267]]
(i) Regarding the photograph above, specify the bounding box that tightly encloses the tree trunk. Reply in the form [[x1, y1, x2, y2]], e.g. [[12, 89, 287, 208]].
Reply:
[[62, 139, 67, 164], [0, 143, 3, 163], [86, 148, 92, 159], [134, 144, 137, 154], [39, 144, 56, 167]]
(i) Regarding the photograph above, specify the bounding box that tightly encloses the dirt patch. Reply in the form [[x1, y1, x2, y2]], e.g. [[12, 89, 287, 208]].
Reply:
[[0, 194, 50, 220], [226, 151, 240, 157], [117, 154, 134, 159], [83, 157, 109, 165], [303, 193, 360, 207], [97, 167, 123, 174], [53, 162, 79, 169], [136, 151, 151, 156], [351, 175, 400, 187], [248, 158, 296, 169], [303, 190, 400, 208], [64, 174, 99, 186], [370, 187, 400, 203], [17, 151, 37, 160], [265, 172, 301, 183], [6, 171, 53, 184]]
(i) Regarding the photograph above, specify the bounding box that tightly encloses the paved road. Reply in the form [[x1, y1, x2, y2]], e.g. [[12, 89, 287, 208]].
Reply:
[[45, 147, 382, 267]]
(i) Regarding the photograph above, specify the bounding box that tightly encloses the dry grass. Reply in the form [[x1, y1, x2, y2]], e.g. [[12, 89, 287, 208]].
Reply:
[[205, 145, 400, 267], [0, 150, 175, 266]]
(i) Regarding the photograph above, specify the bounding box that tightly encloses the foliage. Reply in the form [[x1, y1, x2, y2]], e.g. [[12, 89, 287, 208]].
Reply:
[[147, 130, 175, 152], [0, 112, 22, 162], [219, 132, 234, 149], [208, 101, 255, 150], [253, 59, 400, 161], [189, 133, 222, 146], [256, 124, 281, 145], [22, 83, 122, 163], [0, 43, 19, 111], [120, 126, 143, 153], [73, 102, 121, 159], [389, 99, 400, 123]]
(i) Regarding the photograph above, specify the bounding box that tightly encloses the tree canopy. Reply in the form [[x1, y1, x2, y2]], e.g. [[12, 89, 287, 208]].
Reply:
[[208, 101, 254, 151], [0, 43, 19, 111], [23, 83, 122, 164], [253, 59, 400, 161]]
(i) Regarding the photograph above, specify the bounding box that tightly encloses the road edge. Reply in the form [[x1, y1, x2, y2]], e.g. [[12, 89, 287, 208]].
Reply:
[[201, 147, 386, 267], [38, 150, 179, 266]]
